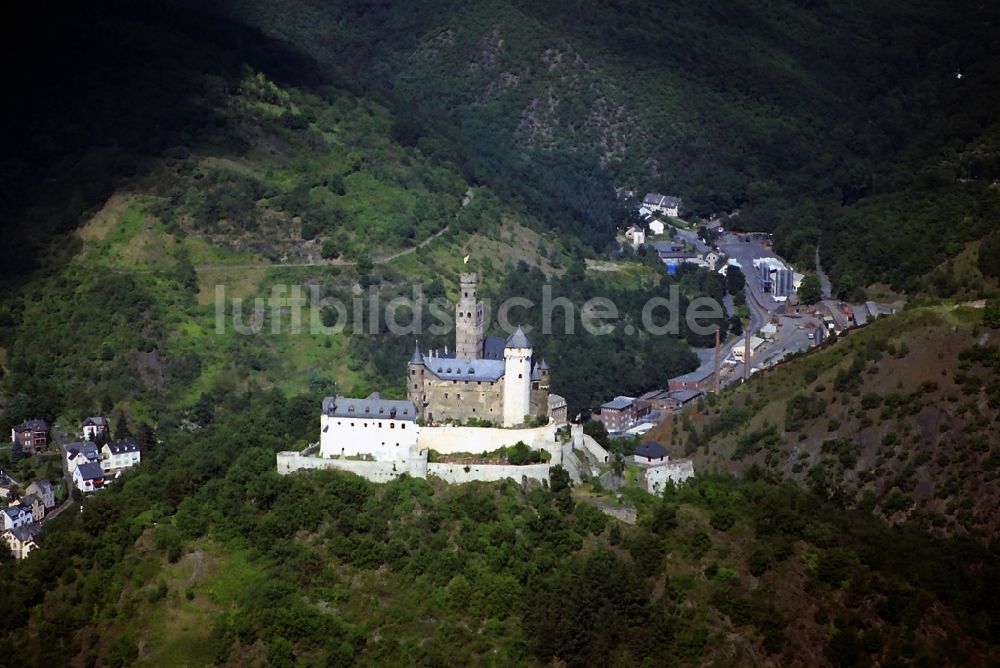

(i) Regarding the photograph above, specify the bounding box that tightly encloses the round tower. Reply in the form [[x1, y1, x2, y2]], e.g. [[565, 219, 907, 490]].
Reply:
[[502, 326, 533, 427]]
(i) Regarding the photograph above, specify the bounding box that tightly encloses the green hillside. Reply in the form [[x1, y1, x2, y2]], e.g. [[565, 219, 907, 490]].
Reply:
[[201, 0, 1000, 296], [651, 305, 1000, 540]]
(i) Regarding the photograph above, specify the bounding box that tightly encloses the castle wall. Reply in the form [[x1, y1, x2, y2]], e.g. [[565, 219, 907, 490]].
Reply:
[[426, 462, 551, 485], [645, 460, 695, 495], [277, 451, 428, 481], [418, 423, 560, 458]]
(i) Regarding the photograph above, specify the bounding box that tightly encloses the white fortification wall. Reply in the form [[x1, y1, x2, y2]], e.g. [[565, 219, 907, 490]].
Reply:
[[645, 460, 695, 495], [426, 462, 551, 485], [418, 424, 562, 461], [277, 451, 428, 482]]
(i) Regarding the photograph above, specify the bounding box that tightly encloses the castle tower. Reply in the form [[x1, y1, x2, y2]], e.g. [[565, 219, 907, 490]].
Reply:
[[455, 272, 485, 359], [407, 340, 426, 419], [502, 326, 533, 427]]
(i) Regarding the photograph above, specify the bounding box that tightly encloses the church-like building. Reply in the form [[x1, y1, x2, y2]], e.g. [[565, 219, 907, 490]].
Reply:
[[408, 272, 563, 427]]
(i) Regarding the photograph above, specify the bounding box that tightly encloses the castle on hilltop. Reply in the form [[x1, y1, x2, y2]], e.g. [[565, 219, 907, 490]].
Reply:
[[408, 272, 566, 427]]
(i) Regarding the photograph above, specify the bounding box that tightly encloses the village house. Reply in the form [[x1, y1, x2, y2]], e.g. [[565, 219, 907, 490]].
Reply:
[[73, 461, 105, 493], [594, 396, 651, 434], [643, 193, 681, 218], [1, 503, 34, 531], [624, 224, 645, 249], [19, 493, 46, 522], [648, 219, 666, 235], [3, 524, 40, 560], [101, 440, 141, 475], [11, 419, 48, 455], [82, 416, 110, 441], [25, 480, 56, 509], [64, 442, 100, 474], [632, 440, 670, 466]]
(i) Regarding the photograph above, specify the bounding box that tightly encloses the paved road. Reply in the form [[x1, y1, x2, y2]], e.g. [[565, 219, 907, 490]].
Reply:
[[43, 428, 77, 523], [815, 245, 833, 300]]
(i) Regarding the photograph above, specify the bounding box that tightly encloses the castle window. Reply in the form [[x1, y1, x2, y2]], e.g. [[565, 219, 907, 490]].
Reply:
[[445, 393, 449, 399], [401, 424, 406, 430], [390, 423, 395, 429], [518, 373, 523, 379], [457, 394, 462, 400]]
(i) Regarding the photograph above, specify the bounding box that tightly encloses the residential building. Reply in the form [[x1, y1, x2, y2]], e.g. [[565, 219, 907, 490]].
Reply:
[[547, 394, 568, 425], [320, 393, 420, 462], [64, 442, 100, 474], [11, 419, 48, 455], [633, 441, 670, 466], [702, 250, 721, 269], [624, 224, 645, 248], [648, 219, 666, 235], [643, 193, 681, 217], [668, 366, 717, 393], [25, 480, 56, 509], [3, 524, 40, 560], [82, 416, 110, 441], [101, 440, 141, 474], [1, 503, 34, 531], [594, 396, 650, 434], [19, 493, 46, 522], [72, 462, 105, 493]]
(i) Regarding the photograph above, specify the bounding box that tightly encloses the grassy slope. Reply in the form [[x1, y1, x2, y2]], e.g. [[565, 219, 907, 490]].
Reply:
[[0, 3, 573, 439], [649, 306, 1000, 539]]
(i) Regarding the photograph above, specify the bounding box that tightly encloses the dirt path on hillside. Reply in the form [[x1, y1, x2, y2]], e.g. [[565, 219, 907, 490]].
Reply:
[[190, 223, 451, 272]]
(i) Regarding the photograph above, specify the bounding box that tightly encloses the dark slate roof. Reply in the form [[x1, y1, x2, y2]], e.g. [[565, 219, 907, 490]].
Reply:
[[482, 335, 506, 360], [602, 396, 635, 411], [323, 392, 417, 421], [7, 524, 40, 543], [662, 196, 681, 207], [2, 506, 24, 521], [77, 462, 105, 481], [64, 442, 99, 461], [409, 341, 423, 364], [423, 356, 505, 382], [20, 494, 41, 507], [537, 359, 549, 370], [13, 419, 47, 431], [635, 441, 670, 459], [105, 440, 140, 455], [83, 416, 109, 427], [643, 193, 663, 205], [505, 325, 533, 349], [27, 480, 53, 496]]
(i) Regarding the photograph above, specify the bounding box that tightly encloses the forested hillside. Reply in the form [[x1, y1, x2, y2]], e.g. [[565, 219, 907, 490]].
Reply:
[[651, 305, 1000, 540], [1, 402, 997, 665], [203, 0, 1000, 296]]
